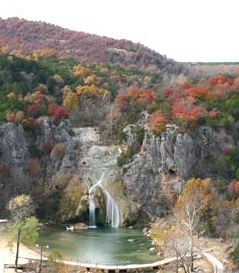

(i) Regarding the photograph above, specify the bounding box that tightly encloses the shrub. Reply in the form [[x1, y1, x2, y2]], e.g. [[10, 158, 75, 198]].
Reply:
[[28, 158, 40, 175], [0, 163, 10, 177]]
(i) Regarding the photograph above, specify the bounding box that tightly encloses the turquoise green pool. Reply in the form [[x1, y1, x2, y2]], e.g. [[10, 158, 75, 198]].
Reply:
[[37, 227, 158, 265]]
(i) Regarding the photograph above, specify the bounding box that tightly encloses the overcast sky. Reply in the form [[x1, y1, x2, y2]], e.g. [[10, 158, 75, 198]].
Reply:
[[1, 0, 238, 62]]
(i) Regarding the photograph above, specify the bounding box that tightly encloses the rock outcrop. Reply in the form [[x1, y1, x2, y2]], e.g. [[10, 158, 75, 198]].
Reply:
[[0, 117, 77, 217], [121, 121, 234, 224]]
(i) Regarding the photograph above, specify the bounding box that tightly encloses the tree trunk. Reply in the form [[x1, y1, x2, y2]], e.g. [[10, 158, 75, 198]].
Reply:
[[15, 227, 21, 272], [190, 233, 194, 272]]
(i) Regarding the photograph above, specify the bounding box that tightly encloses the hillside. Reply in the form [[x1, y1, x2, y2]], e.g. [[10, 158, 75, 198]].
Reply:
[[0, 17, 189, 77], [1, 17, 239, 81]]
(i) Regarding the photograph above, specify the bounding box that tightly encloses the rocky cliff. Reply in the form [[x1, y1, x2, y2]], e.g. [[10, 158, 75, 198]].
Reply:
[[120, 116, 234, 225], [0, 117, 77, 218], [0, 116, 235, 226]]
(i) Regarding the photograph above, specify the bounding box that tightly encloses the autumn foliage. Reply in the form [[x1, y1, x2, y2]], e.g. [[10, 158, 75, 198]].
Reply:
[[113, 73, 239, 134], [114, 73, 239, 135], [47, 103, 69, 121], [156, 74, 239, 128], [172, 97, 206, 122], [148, 110, 166, 134], [228, 179, 239, 199], [115, 85, 156, 110], [62, 91, 79, 112], [28, 158, 41, 175]]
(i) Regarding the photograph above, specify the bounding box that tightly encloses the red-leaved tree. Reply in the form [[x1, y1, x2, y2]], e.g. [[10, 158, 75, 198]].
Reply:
[[48, 103, 69, 121]]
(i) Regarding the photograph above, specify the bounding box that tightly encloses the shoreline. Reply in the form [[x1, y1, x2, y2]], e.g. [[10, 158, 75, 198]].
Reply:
[[0, 230, 233, 272], [0, 233, 40, 266]]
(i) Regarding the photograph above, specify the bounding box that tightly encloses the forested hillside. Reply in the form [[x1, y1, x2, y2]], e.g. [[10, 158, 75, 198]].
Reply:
[[1, 51, 239, 142], [0, 17, 190, 77], [1, 17, 239, 80]]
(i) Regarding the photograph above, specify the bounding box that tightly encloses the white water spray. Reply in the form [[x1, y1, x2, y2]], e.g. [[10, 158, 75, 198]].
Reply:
[[82, 145, 121, 228], [104, 189, 120, 228], [88, 173, 104, 228], [87, 171, 120, 228]]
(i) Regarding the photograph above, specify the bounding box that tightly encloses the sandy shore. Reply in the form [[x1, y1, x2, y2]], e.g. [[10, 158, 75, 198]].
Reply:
[[0, 234, 40, 266]]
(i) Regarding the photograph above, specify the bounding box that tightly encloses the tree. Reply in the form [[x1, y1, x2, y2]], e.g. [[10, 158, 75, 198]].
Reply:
[[228, 179, 239, 200], [164, 224, 195, 273], [105, 104, 122, 138], [216, 198, 239, 238], [148, 109, 167, 134], [6, 194, 38, 272], [72, 64, 91, 77], [172, 97, 206, 123], [58, 177, 85, 222], [47, 103, 69, 121], [62, 90, 79, 112], [152, 178, 215, 273], [173, 178, 213, 272], [214, 147, 239, 179]]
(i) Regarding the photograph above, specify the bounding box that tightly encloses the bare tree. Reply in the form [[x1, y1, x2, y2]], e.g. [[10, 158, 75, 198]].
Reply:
[[164, 225, 194, 273]]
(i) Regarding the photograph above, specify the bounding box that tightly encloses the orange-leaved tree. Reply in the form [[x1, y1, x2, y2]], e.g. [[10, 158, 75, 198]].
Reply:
[[172, 97, 206, 123], [148, 109, 167, 134]]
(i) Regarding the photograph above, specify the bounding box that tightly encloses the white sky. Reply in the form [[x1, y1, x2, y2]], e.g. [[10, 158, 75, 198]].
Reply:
[[0, 0, 238, 62]]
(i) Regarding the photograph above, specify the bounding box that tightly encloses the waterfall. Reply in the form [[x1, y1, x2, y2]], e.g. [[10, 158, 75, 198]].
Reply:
[[80, 145, 121, 227], [104, 190, 120, 228], [74, 128, 122, 228], [89, 196, 96, 228], [88, 173, 104, 228], [87, 171, 120, 228]]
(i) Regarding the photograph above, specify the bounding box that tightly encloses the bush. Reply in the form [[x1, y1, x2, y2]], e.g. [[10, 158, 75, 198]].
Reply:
[[229, 243, 239, 267], [117, 145, 137, 167]]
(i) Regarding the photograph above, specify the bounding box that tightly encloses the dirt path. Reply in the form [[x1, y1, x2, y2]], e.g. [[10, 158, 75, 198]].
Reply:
[[197, 237, 234, 272]]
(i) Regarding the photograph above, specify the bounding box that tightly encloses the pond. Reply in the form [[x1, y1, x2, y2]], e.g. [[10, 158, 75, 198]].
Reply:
[[37, 226, 158, 265]]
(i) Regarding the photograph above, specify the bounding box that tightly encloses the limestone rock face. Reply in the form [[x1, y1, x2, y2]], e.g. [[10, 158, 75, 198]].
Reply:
[[0, 123, 30, 200], [0, 122, 29, 166], [0, 118, 76, 215], [121, 124, 234, 223]]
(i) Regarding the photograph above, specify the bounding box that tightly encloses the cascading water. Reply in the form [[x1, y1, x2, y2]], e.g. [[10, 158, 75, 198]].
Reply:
[[88, 172, 120, 228], [89, 195, 96, 228], [88, 173, 104, 228], [104, 189, 120, 228], [82, 145, 121, 228]]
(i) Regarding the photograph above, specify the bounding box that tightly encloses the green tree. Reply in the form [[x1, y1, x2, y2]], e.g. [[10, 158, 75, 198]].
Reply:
[[214, 147, 239, 179], [229, 242, 239, 268], [6, 194, 39, 272]]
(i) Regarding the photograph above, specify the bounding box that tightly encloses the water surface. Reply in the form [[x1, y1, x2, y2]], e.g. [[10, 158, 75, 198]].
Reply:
[[37, 227, 158, 265]]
